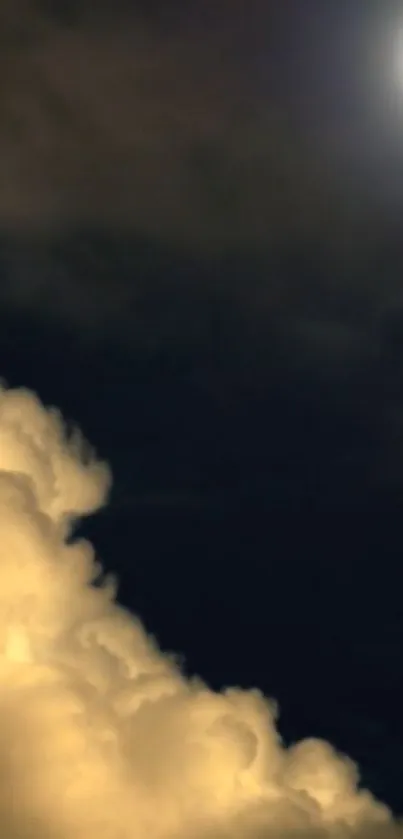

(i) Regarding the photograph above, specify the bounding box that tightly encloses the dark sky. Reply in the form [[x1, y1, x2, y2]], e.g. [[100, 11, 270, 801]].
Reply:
[[3, 0, 403, 819]]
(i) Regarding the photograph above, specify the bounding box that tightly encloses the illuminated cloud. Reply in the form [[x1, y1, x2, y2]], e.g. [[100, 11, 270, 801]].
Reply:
[[0, 382, 398, 838]]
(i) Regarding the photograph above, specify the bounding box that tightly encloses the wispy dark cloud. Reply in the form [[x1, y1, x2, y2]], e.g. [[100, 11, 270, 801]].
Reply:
[[0, 0, 378, 246]]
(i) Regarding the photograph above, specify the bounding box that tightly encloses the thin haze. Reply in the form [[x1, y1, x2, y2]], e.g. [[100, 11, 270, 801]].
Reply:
[[0, 0, 377, 244], [0, 382, 400, 838], [1, 0, 402, 371], [0, 0, 270, 240]]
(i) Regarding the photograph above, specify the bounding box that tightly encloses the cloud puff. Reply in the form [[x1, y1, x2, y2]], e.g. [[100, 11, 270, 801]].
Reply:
[[0, 381, 398, 838]]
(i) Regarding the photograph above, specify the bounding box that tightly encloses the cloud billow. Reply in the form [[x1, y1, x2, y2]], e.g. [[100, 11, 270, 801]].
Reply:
[[0, 382, 398, 838]]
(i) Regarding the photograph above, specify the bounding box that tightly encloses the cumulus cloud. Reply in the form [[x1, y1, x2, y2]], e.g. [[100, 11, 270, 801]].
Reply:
[[0, 381, 399, 838]]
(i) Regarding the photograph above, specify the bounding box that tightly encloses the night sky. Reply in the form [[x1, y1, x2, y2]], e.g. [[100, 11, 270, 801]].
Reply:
[[3, 0, 403, 819]]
